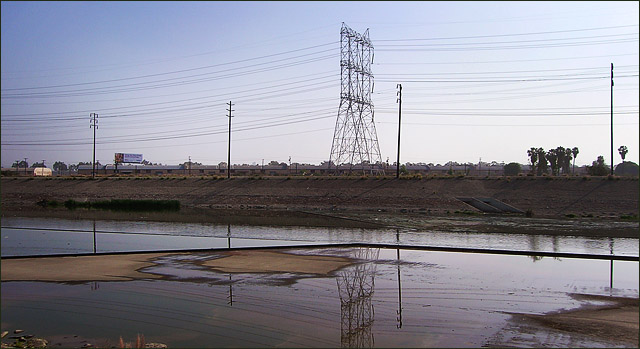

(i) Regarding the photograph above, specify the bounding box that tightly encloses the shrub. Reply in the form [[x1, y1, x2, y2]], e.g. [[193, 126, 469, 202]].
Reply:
[[503, 162, 522, 176]]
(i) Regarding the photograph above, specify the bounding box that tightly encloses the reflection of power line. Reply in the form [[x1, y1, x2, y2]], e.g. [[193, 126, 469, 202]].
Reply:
[[337, 248, 379, 348]]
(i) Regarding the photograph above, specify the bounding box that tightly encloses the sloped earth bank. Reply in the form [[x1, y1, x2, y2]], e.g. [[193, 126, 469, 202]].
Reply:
[[1, 176, 638, 237], [1, 176, 638, 218]]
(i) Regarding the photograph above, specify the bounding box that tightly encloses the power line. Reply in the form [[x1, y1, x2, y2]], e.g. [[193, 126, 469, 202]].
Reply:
[[0, 42, 338, 90], [1, 54, 337, 98], [374, 24, 639, 42]]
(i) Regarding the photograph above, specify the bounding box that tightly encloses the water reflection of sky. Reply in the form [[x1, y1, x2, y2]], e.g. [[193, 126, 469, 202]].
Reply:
[[1, 217, 638, 257], [1, 247, 637, 348]]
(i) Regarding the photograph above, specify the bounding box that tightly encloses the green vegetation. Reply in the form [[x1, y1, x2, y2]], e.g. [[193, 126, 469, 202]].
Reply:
[[586, 156, 610, 176], [36, 199, 61, 208], [63, 199, 180, 212], [527, 146, 579, 176], [503, 162, 521, 176], [614, 161, 639, 176]]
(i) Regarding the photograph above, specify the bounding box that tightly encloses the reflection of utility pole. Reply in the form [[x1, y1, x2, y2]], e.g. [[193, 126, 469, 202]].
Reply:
[[396, 230, 403, 329], [609, 238, 614, 290], [226, 223, 234, 306], [227, 274, 234, 306], [93, 220, 97, 254]]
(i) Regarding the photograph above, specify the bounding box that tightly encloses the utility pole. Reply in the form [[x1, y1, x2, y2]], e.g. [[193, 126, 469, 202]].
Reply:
[[188, 156, 192, 176], [23, 157, 28, 175], [227, 101, 234, 179], [90, 113, 98, 179], [610, 63, 614, 175], [396, 84, 402, 178]]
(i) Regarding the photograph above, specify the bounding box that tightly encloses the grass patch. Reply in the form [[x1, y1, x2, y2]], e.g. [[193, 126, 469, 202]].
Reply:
[[63, 199, 180, 212], [620, 214, 639, 221], [36, 199, 61, 208]]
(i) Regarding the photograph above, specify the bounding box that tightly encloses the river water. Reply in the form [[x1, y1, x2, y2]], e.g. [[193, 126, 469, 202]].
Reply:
[[1, 216, 638, 347], [1, 217, 638, 257]]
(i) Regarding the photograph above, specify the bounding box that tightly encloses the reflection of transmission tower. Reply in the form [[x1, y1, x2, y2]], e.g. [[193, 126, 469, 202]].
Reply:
[[337, 248, 379, 348], [329, 23, 383, 175]]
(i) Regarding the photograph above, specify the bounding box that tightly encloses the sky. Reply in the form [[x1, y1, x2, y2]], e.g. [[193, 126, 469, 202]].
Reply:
[[1, 1, 638, 169]]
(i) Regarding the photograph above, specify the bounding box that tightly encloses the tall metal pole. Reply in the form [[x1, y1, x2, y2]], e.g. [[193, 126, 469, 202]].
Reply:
[[396, 84, 402, 179], [227, 102, 234, 179], [610, 63, 614, 175], [90, 113, 98, 179]]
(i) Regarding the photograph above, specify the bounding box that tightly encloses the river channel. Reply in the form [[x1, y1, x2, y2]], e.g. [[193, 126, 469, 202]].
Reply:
[[1, 216, 638, 347]]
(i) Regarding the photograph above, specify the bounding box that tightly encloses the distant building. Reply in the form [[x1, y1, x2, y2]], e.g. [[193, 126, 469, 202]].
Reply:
[[33, 167, 52, 176]]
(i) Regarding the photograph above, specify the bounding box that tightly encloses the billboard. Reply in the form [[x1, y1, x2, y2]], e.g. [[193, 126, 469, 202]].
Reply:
[[115, 153, 143, 164]]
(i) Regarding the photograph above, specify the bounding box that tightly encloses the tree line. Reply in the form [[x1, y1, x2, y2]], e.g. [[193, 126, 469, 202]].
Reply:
[[527, 145, 634, 176], [527, 146, 579, 176]]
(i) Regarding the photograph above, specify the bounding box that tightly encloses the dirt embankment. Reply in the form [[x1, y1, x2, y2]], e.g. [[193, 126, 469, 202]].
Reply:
[[2, 176, 637, 218]]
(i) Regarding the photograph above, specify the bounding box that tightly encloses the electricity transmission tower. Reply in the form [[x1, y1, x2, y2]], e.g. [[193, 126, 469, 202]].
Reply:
[[329, 23, 383, 175]]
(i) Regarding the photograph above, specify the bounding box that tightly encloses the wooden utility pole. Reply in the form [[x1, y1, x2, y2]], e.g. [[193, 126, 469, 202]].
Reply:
[[396, 84, 402, 178], [227, 102, 234, 179], [90, 113, 98, 178], [610, 63, 614, 175]]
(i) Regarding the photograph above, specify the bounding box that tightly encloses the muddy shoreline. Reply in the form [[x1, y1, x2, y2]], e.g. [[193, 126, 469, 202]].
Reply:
[[2, 206, 638, 238]]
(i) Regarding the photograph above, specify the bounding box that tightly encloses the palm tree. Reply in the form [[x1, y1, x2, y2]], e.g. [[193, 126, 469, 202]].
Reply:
[[527, 147, 538, 174], [547, 149, 558, 176], [537, 148, 548, 175], [618, 145, 628, 162], [564, 147, 573, 175], [555, 147, 566, 175], [571, 147, 579, 174]]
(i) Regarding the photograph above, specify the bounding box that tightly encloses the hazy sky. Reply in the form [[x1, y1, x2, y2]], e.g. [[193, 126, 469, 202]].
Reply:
[[2, 1, 638, 168]]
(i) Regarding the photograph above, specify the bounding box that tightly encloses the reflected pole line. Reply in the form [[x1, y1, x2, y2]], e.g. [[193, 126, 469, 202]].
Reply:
[[93, 220, 97, 254], [396, 230, 403, 329], [609, 239, 614, 290]]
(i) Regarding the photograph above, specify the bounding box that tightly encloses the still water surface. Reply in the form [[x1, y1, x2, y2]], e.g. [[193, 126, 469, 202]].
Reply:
[[1, 247, 638, 347], [1, 217, 638, 347], [1, 217, 638, 257]]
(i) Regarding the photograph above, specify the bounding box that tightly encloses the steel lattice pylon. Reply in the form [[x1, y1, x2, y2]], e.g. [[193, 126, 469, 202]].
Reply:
[[329, 23, 384, 175]]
